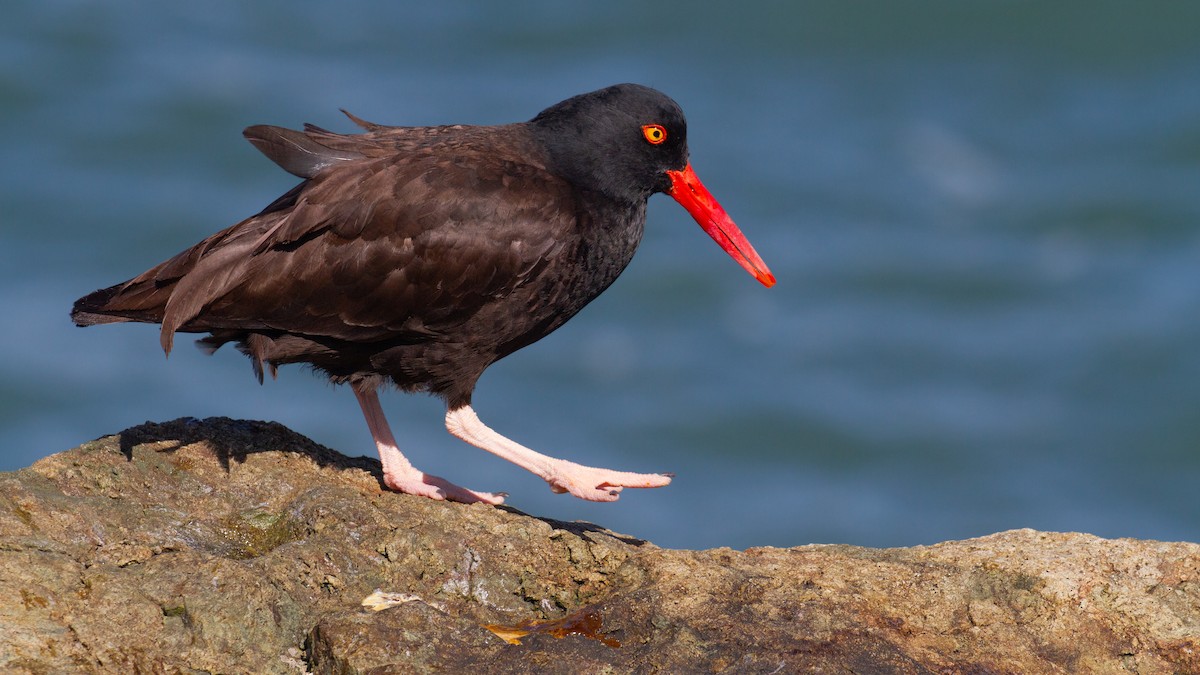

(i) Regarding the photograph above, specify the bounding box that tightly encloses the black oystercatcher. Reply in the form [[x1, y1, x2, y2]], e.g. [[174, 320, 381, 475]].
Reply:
[[72, 83, 775, 504]]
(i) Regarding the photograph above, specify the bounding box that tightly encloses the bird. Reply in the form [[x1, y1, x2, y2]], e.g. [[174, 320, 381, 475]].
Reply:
[[71, 83, 775, 505]]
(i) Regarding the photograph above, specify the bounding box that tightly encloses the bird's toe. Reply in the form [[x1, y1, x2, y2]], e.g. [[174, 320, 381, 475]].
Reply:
[[382, 468, 504, 505], [546, 461, 671, 501]]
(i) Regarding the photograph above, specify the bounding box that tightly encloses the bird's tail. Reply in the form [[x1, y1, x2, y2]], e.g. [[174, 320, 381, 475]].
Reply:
[[71, 277, 172, 327]]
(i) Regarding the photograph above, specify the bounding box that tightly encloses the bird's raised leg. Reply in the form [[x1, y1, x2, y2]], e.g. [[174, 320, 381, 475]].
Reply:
[[444, 405, 672, 502], [353, 384, 505, 505]]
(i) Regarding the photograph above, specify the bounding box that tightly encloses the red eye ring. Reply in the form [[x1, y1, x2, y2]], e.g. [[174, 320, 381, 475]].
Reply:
[[641, 124, 667, 145]]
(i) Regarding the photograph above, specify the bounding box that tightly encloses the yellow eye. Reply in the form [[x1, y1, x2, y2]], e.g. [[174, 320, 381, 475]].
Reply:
[[641, 124, 667, 145]]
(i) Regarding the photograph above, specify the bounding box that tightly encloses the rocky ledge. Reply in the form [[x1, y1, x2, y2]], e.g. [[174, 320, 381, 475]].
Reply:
[[1, 417, 1197, 674]]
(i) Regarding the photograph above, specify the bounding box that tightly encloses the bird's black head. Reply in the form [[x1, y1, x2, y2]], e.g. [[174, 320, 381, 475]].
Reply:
[[529, 83, 689, 204], [531, 83, 777, 287]]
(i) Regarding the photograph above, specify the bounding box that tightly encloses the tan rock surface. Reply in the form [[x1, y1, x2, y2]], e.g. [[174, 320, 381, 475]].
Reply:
[[1, 418, 1196, 673]]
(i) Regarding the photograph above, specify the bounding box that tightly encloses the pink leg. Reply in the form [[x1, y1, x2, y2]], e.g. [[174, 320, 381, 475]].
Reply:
[[444, 405, 672, 502], [353, 384, 504, 505]]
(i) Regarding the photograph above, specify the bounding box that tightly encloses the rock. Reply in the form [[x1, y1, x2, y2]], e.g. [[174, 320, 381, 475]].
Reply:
[[0, 417, 1196, 674]]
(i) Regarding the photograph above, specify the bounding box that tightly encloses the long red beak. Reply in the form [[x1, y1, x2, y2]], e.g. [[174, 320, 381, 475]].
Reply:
[[666, 164, 776, 287]]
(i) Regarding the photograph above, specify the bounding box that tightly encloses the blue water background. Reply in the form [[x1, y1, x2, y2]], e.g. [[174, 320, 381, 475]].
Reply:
[[3, 2, 1200, 550]]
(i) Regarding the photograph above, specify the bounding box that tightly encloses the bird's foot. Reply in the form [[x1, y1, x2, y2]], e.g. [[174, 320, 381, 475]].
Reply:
[[382, 466, 506, 505], [443, 405, 672, 503], [544, 459, 673, 502]]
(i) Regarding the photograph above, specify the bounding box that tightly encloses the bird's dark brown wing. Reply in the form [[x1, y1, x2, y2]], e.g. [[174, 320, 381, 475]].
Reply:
[[242, 124, 367, 179], [244, 112, 504, 180], [76, 127, 574, 356]]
